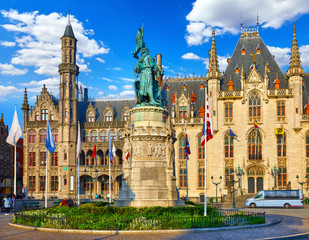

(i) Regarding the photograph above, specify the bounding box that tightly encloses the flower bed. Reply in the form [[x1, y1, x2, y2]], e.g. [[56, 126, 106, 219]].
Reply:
[[12, 203, 265, 230]]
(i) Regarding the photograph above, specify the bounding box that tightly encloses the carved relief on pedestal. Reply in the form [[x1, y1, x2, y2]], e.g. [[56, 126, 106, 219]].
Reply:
[[278, 157, 287, 167], [225, 158, 234, 168]]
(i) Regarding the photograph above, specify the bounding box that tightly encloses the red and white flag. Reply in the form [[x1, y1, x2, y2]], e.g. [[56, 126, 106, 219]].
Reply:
[[201, 91, 213, 146], [125, 151, 130, 162]]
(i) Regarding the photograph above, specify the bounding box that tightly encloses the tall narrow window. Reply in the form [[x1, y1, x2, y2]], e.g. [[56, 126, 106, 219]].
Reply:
[[179, 168, 187, 188], [91, 131, 98, 142], [40, 176, 46, 191], [249, 91, 261, 122], [29, 130, 36, 143], [278, 167, 287, 188], [248, 129, 262, 161], [52, 130, 58, 143], [111, 131, 116, 141], [198, 168, 205, 188], [179, 106, 187, 118], [123, 111, 130, 121], [100, 132, 107, 142], [179, 135, 186, 160], [277, 101, 285, 117], [40, 130, 46, 143], [225, 168, 234, 188], [29, 176, 36, 191], [29, 152, 36, 167], [41, 109, 48, 121], [105, 111, 113, 122], [198, 135, 205, 159], [306, 132, 309, 158], [277, 133, 287, 157], [307, 167, 309, 188], [51, 176, 58, 191], [51, 152, 58, 166], [40, 152, 46, 166], [225, 103, 233, 122], [224, 133, 234, 158]]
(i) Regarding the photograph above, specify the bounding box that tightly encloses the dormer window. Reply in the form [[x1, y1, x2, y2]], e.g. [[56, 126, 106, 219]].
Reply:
[[123, 111, 130, 121], [87, 111, 95, 122], [256, 48, 260, 54], [105, 111, 112, 122], [179, 106, 187, 118], [41, 109, 48, 121], [235, 68, 239, 74]]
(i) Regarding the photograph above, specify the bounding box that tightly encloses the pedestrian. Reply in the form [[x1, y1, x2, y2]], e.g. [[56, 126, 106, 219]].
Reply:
[[3, 195, 11, 215], [12, 194, 17, 212]]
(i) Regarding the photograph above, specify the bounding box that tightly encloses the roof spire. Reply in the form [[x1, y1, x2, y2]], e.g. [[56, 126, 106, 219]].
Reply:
[[206, 28, 221, 80], [23, 88, 28, 105], [286, 23, 303, 77], [62, 12, 75, 38]]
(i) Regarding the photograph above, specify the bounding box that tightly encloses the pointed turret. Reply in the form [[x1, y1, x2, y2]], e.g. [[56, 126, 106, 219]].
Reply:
[[286, 24, 304, 77], [63, 14, 75, 39], [21, 88, 29, 132], [206, 28, 221, 80]]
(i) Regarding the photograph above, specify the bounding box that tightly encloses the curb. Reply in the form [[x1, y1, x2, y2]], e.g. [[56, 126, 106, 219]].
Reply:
[[8, 216, 281, 235], [262, 232, 309, 240]]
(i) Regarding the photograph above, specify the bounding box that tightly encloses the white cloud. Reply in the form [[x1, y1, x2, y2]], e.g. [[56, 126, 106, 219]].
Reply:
[[0, 63, 28, 75], [0, 9, 109, 76], [300, 45, 309, 69], [20, 77, 59, 93], [98, 91, 104, 95], [123, 84, 133, 90], [0, 41, 16, 47], [120, 77, 134, 82], [108, 85, 117, 90], [107, 90, 135, 98], [186, 0, 309, 45], [102, 77, 113, 82], [267, 46, 290, 68], [202, 55, 228, 72], [0, 85, 22, 101], [181, 52, 202, 60], [96, 57, 105, 63], [107, 67, 122, 71]]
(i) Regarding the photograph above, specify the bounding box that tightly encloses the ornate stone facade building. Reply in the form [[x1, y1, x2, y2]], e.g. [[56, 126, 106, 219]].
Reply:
[[22, 20, 309, 201]]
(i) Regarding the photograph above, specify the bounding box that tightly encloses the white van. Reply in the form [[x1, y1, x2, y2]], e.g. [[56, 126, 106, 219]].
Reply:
[[245, 190, 303, 208]]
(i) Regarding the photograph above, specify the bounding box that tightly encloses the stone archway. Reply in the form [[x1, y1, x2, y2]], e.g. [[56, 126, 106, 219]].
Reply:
[[247, 165, 264, 193]]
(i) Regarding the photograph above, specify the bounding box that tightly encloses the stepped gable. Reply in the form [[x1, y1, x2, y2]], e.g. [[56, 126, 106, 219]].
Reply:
[[161, 74, 207, 117], [302, 74, 309, 112], [78, 99, 135, 122], [222, 26, 287, 91]]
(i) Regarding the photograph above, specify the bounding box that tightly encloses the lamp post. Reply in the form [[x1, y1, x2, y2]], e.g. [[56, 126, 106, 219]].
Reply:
[[211, 176, 222, 203], [226, 170, 238, 208], [296, 175, 308, 193], [271, 165, 280, 190], [234, 165, 245, 195]]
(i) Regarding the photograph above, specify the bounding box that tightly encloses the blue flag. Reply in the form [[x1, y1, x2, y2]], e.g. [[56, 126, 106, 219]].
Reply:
[[108, 128, 112, 164], [45, 120, 56, 153], [229, 129, 239, 142]]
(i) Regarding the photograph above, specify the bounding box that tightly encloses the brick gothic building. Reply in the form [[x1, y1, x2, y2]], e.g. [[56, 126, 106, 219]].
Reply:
[[0, 114, 13, 194], [22, 19, 309, 201]]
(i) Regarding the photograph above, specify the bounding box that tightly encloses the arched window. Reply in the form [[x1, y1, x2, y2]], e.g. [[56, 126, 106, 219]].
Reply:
[[100, 132, 107, 142], [86, 150, 92, 166], [123, 111, 130, 121], [85, 132, 89, 142], [97, 150, 104, 165], [80, 151, 85, 166], [40, 130, 46, 143], [179, 135, 186, 160], [249, 91, 261, 122], [105, 111, 113, 122], [198, 135, 205, 159], [29, 130, 36, 143], [101, 175, 113, 193], [52, 130, 58, 143], [248, 129, 262, 161], [87, 111, 95, 122], [277, 133, 287, 157], [224, 132, 234, 158], [91, 131, 98, 142], [111, 131, 116, 141]]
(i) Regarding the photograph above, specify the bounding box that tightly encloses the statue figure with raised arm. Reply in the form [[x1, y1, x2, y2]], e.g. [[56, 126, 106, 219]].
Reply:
[[132, 23, 163, 106]]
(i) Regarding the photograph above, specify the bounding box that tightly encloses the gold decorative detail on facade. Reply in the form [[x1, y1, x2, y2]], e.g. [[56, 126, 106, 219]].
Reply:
[[198, 161, 205, 168], [247, 165, 264, 176], [225, 158, 234, 168], [179, 161, 186, 168], [278, 158, 287, 167]]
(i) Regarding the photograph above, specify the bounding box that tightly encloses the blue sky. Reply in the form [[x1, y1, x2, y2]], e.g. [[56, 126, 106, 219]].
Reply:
[[1, 0, 309, 128]]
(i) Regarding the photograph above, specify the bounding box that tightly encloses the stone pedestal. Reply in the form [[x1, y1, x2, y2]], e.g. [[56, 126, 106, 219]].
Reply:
[[116, 106, 184, 207]]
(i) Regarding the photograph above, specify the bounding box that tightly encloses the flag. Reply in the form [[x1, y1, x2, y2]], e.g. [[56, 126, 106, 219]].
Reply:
[[45, 120, 56, 154], [254, 121, 258, 128], [126, 151, 130, 162], [275, 127, 284, 135], [76, 122, 82, 157], [6, 107, 22, 146], [185, 126, 191, 158], [92, 145, 96, 158], [112, 143, 116, 158], [229, 129, 239, 142], [201, 92, 213, 146], [108, 128, 112, 164]]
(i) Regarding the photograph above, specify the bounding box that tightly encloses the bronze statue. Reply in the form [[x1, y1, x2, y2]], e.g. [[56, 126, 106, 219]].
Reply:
[[132, 23, 163, 106]]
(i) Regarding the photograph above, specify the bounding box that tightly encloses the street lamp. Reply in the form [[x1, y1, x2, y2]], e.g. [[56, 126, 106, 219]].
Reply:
[[226, 170, 238, 208], [211, 176, 222, 203], [271, 165, 280, 190], [296, 175, 308, 193], [234, 165, 245, 195]]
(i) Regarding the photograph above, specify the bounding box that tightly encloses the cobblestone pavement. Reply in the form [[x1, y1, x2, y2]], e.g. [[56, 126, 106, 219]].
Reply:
[[0, 207, 308, 240]]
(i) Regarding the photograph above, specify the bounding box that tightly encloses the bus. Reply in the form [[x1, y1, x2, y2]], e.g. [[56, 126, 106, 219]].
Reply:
[[245, 190, 303, 208]]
